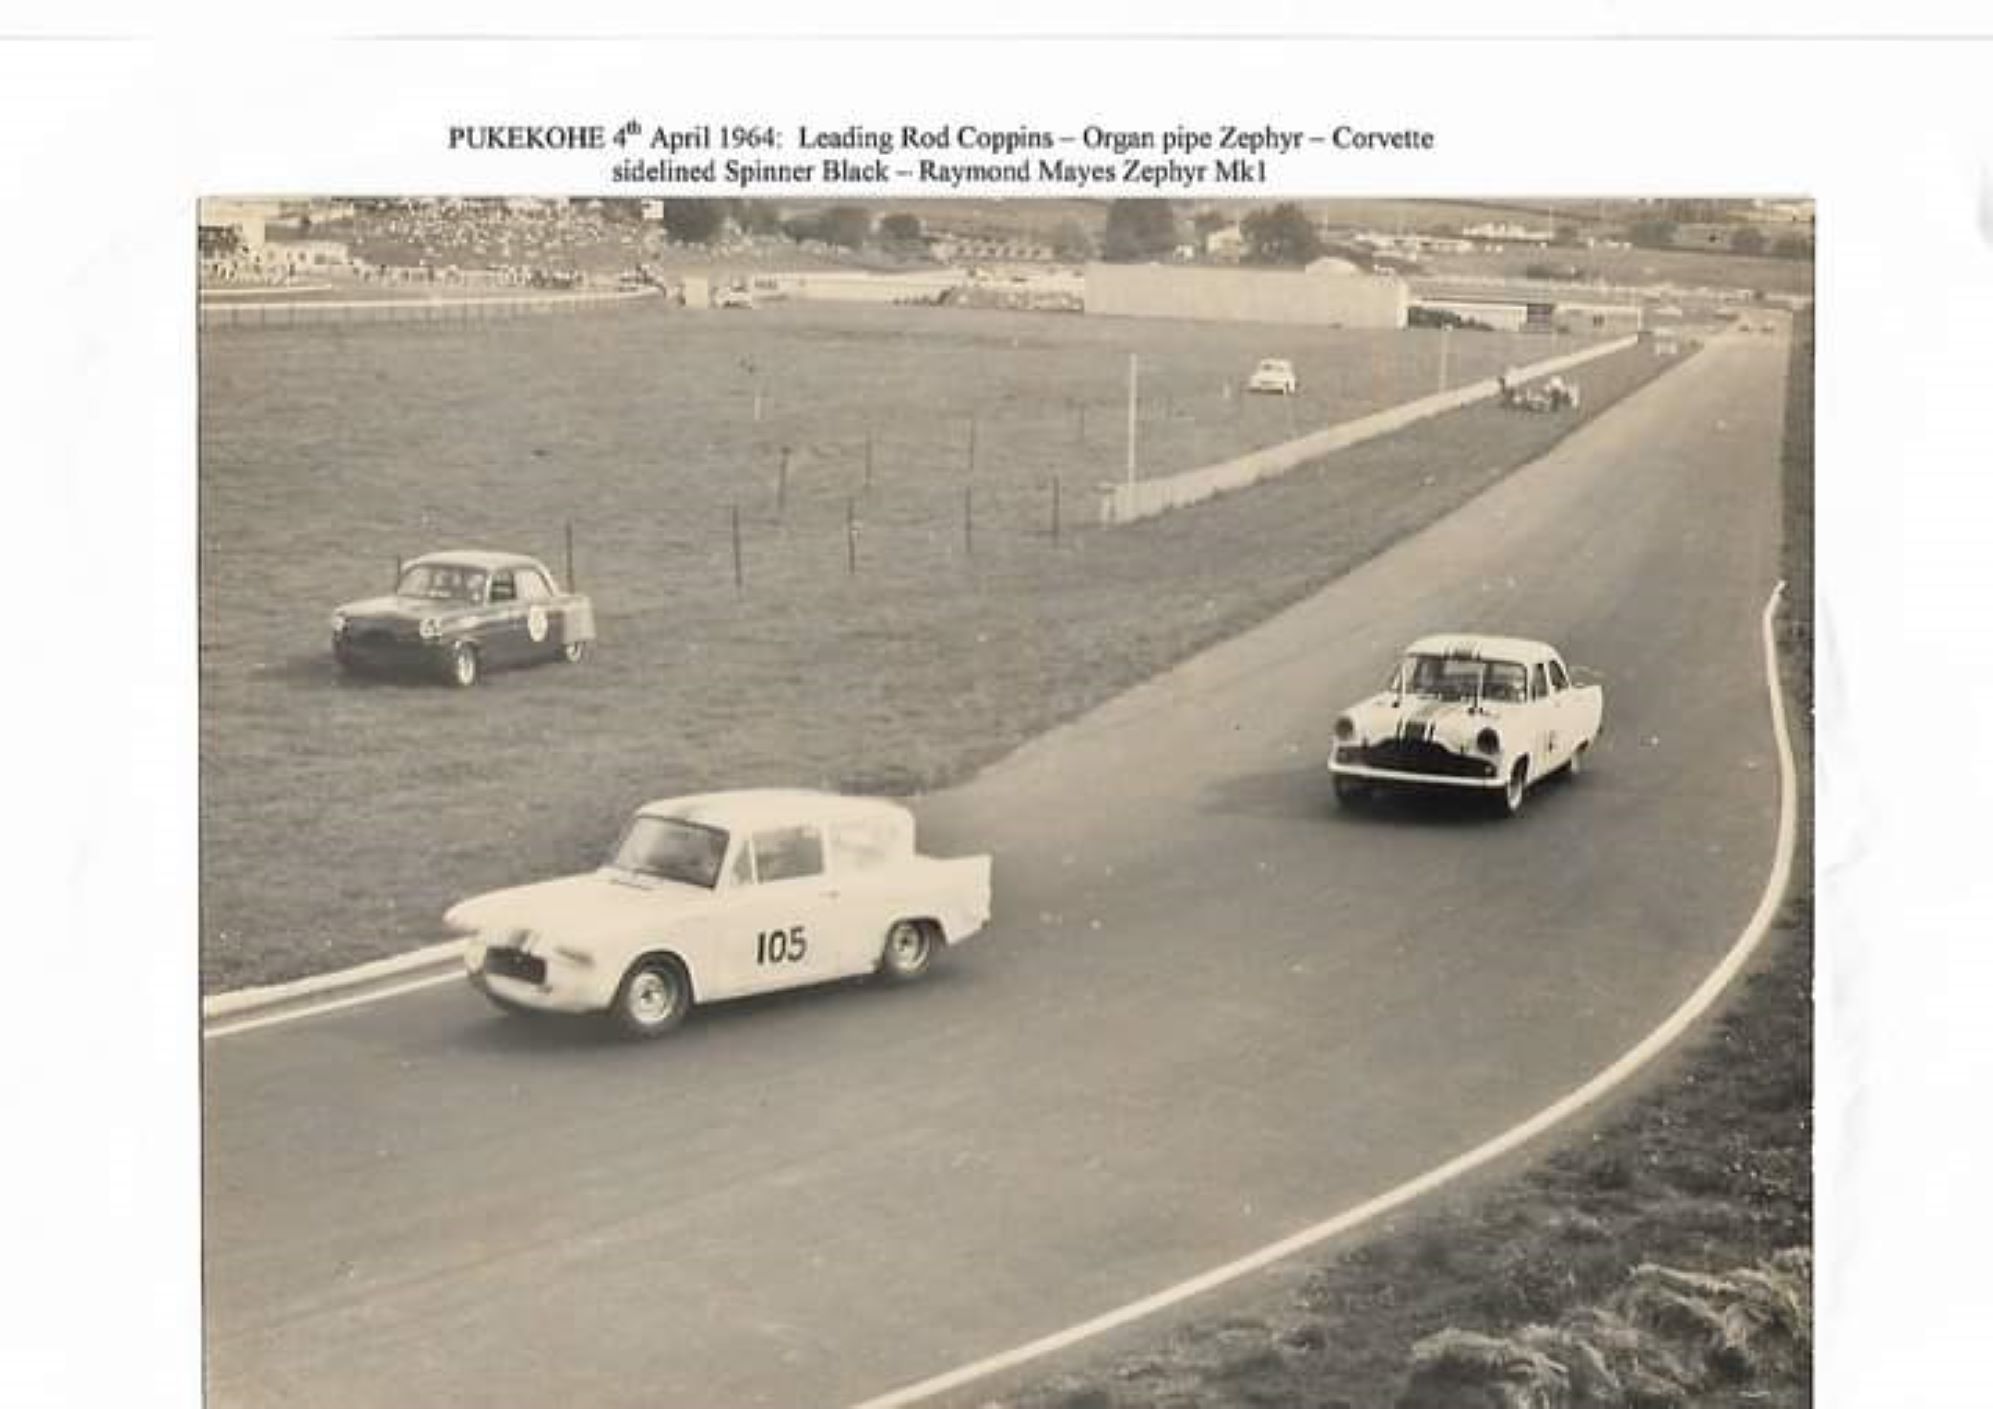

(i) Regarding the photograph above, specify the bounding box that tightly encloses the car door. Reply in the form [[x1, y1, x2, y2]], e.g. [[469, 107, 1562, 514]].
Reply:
[[512, 566, 561, 663], [722, 823, 848, 997], [1530, 661, 1567, 771], [482, 569, 531, 665]]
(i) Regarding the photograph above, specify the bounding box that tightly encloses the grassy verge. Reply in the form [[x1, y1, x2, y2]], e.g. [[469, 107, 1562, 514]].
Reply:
[[994, 314, 1815, 1409], [200, 307, 1677, 991]]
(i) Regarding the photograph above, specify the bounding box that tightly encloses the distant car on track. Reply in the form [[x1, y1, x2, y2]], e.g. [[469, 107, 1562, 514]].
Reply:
[[447, 789, 994, 1038], [331, 549, 595, 688], [1246, 358, 1300, 395], [714, 284, 755, 309], [1328, 634, 1603, 816]]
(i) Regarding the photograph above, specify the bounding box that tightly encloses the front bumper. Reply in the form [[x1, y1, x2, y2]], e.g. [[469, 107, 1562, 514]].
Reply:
[[463, 940, 606, 1015], [1329, 742, 1502, 790]]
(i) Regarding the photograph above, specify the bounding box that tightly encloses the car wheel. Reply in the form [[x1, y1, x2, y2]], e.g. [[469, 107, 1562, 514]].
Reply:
[[1567, 742, 1589, 778], [1495, 759, 1530, 817], [612, 956, 690, 1039], [1332, 774, 1370, 807], [879, 919, 936, 984], [448, 642, 480, 688], [561, 640, 589, 665]]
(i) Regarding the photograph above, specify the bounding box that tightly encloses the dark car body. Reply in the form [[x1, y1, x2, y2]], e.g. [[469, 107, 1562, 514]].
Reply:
[[332, 550, 596, 687]]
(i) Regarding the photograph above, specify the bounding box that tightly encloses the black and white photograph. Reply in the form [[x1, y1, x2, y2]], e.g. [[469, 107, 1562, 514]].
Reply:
[[14, 20, 1993, 1409], [197, 193, 1812, 1408]]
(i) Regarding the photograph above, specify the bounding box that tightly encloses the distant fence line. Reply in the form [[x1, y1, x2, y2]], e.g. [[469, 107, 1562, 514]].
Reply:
[[1095, 336, 1642, 527], [197, 287, 660, 330]]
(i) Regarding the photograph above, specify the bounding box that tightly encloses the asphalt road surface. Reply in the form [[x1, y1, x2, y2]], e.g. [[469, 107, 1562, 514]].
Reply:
[[203, 331, 1792, 1409]]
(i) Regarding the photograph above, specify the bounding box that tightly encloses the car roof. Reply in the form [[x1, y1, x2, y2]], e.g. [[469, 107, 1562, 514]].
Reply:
[[405, 549, 550, 574], [636, 788, 910, 832], [1405, 634, 1561, 665]]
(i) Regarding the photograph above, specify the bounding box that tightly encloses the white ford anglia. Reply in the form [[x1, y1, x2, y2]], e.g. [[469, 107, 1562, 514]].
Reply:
[[446, 789, 993, 1037], [1328, 635, 1604, 816]]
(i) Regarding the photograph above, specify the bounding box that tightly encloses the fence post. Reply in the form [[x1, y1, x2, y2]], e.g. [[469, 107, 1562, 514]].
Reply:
[[731, 504, 743, 594], [392, 556, 403, 589], [864, 430, 874, 490], [967, 415, 977, 475], [846, 497, 858, 575], [1051, 475, 1062, 543]]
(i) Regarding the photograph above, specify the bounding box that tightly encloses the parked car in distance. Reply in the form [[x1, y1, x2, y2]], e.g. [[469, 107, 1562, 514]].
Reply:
[[331, 549, 595, 688], [448, 789, 994, 1038], [1328, 634, 1604, 816], [714, 284, 755, 309], [1246, 357, 1300, 395]]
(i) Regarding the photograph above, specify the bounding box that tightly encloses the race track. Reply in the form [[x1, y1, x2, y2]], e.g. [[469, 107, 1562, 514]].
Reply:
[[203, 330, 1791, 1409]]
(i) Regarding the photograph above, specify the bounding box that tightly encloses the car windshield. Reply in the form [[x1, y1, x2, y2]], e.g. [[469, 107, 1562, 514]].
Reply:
[[1397, 653, 1529, 704], [607, 815, 730, 889], [397, 563, 489, 602]]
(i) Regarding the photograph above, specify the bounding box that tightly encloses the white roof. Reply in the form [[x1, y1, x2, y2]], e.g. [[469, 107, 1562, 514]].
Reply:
[[1405, 634, 1561, 666], [636, 789, 908, 832]]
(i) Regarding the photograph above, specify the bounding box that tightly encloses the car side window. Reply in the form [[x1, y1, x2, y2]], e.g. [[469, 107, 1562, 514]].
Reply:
[[489, 571, 516, 604], [1547, 659, 1570, 692], [1530, 664, 1549, 700], [516, 569, 553, 603], [830, 818, 894, 873], [752, 826, 824, 883]]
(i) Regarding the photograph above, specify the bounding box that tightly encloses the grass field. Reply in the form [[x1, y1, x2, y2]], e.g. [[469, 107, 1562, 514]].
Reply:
[[199, 303, 1667, 991]]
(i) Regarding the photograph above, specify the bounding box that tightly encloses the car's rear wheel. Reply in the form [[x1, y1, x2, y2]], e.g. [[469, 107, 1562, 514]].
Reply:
[[612, 957, 690, 1038], [1332, 774, 1370, 807], [1495, 759, 1530, 817], [561, 640, 589, 665], [448, 642, 480, 688], [1567, 742, 1589, 778], [879, 920, 936, 984]]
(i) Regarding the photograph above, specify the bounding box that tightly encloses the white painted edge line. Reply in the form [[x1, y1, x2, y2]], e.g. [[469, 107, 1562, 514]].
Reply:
[[203, 972, 465, 1041], [202, 939, 462, 1022], [845, 580, 1799, 1409]]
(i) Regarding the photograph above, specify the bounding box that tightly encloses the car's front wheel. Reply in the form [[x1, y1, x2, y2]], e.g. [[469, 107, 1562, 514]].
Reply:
[[612, 956, 691, 1038], [448, 642, 480, 688], [1332, 774, 1370, 808], [879, 920, 936, 984], [1494, 759, 1530, 817]]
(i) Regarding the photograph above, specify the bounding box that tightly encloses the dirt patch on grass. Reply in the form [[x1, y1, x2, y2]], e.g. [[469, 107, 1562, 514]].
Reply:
[[200, 308, 1680, 990]]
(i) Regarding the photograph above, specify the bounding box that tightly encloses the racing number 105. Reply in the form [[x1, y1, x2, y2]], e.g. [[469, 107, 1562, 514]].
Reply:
[[756, 925, 808, 965]]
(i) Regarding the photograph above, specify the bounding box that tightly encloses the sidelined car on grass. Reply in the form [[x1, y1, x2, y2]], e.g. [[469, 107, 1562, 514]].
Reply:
[[330, 549, 595, 687], [1327, 634, 1604, 817], [446, 789, 994, 1038]]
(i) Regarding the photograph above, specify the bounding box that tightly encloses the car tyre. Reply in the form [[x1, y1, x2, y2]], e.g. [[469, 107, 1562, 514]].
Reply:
[[448, 642, 480, 688], [879, 919, 936, 984], [1494, 759, 1530, 817], [1332, 774, 1370, 808], [1567, 742, 1589, 778], [612, 956, 690, 1039], [561, 640, 589, 665]]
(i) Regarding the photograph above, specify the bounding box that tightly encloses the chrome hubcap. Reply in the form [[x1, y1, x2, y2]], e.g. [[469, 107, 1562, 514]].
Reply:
[[630, 971, 675, 1023], [890, 926, 926, 967]]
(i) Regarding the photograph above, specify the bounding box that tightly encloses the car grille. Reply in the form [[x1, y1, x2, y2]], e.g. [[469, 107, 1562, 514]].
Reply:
[[1346, 739, 1496, 779], [484, 948, 547, 985]]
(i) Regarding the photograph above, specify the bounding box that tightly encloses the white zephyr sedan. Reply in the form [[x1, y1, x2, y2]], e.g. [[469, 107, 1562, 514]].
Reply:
[[446, 790, 993, 1037], [1327, 635, 1604, 816]]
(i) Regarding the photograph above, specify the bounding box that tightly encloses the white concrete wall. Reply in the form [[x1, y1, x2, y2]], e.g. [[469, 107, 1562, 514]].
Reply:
[[1096, 336, 1639, 527], [1085, 263, 1409, 329]]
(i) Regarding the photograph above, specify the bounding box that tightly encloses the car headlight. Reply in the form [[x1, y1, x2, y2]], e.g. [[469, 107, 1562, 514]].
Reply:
[[1476, 727, 1502, 755], [419, 616, 443, 640], [329, 611, 347, 634], [1333, 715, 1357, 741]]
